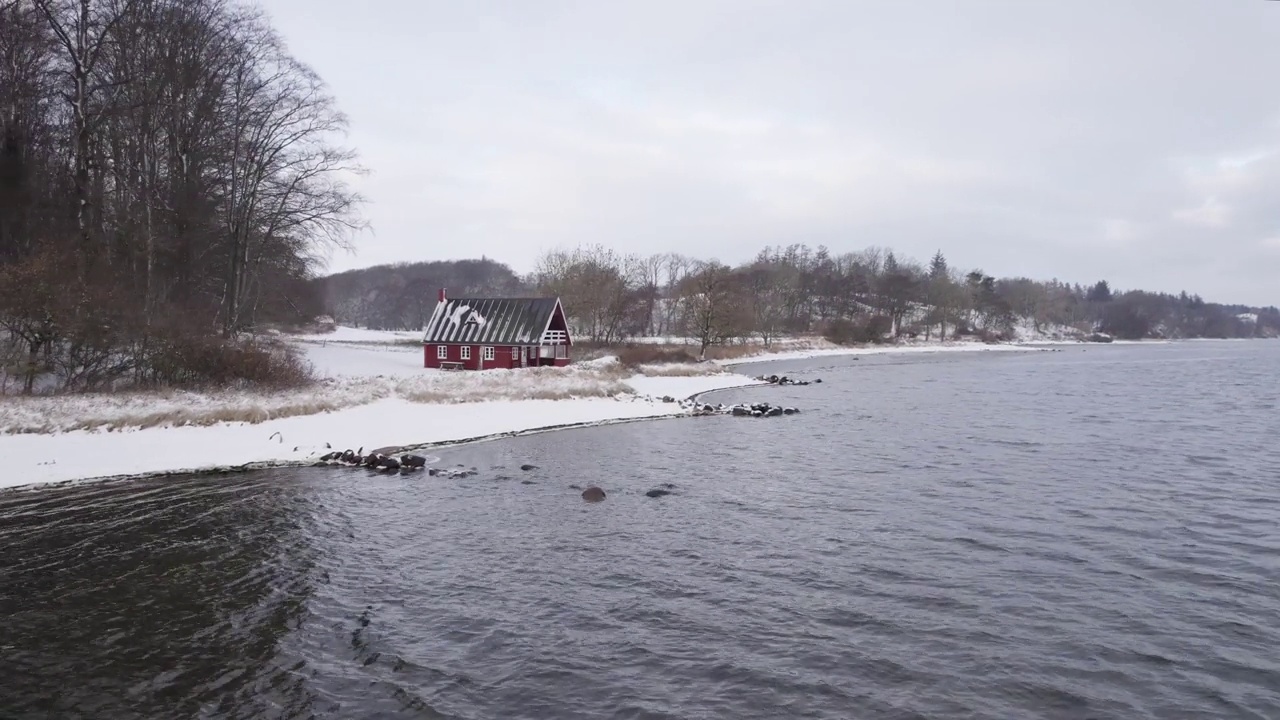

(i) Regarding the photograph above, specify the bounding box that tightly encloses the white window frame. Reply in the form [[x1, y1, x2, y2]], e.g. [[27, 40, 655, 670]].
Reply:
[[483, 346, 495, 361], [436, 345, 448, 360], [460, 346, 471, 360]]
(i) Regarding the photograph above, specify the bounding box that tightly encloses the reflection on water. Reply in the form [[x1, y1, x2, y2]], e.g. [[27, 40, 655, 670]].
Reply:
[[2, 341, 1279, 719]]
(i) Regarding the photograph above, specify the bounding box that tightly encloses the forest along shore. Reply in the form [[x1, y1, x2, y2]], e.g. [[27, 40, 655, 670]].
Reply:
[[0, 328, 1088, 491]]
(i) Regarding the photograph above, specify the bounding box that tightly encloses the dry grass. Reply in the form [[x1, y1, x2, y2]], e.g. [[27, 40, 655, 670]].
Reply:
[[632, 362, 723, 377], [0, 377, 395, 434], [703, 338, 835, 361], [394, 363, 633, 403], [596, 337, 836, 366], [5, 327, 831, 434], [596, 337, 832, 361], [614, 345, 699, 367], [0, 360, 654, 434]]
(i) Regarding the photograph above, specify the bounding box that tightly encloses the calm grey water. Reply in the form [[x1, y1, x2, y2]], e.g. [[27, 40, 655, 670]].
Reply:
[[2, 341, 1278, 719]]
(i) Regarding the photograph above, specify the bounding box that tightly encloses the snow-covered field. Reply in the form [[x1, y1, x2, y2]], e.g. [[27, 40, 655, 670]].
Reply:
[[0, 332, 760, 490], [0, 325, 1112, 491]]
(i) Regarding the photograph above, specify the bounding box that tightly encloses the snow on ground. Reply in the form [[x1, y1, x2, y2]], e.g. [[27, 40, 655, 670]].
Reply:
[[0, 324, 1128, 491], [1, 371, 762, 489], [302, 340, 427, 379], [0, 328, 765, 490], [0, 397, 699, 489], [1008, 319, 1082, 343], [288, 326, 424, 344]]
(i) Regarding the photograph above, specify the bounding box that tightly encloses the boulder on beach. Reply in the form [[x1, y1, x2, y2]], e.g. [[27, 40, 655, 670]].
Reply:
[[581, 486, 607, 502], [724, 402, 798, 418], [756, 374, 813, 386]]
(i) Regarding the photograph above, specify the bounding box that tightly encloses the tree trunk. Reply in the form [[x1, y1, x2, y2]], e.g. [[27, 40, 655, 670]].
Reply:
[[23, 338, 39, 395]]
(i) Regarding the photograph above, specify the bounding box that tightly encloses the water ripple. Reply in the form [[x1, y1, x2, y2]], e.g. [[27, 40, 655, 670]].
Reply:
[[2, 341, 1279, 718]]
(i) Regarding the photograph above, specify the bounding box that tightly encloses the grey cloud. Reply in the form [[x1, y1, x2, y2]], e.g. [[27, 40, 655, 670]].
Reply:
[[261, 0, 1280, 305]]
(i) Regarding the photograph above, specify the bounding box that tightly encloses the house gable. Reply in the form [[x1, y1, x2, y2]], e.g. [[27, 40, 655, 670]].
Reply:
[[422, 296, 564, 346], [536, 299, 573, 346]]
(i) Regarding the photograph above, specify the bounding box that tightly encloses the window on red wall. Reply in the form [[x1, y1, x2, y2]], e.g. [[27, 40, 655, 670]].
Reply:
[[436, 345, 447, 359], [483, 346, 495, 360], [460, 346, 471, 360]]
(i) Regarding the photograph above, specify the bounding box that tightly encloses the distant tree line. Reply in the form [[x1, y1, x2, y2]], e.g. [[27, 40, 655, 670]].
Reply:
[[526, 244, 1280, 355], [0, 0, 361, 393], [316, 243, 1278, 356], [317, 258, 529, 330]]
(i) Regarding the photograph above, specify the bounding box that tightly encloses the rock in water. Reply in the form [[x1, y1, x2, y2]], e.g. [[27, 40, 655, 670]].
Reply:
[[645, 488, 673, 498], [400, 454, 427, 469], [520, 464, 538, 471], [581, 486, 607, 502]]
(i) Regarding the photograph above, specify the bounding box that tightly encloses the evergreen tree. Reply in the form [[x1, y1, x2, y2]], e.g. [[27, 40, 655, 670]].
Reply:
[[929, 250, 948, 279]]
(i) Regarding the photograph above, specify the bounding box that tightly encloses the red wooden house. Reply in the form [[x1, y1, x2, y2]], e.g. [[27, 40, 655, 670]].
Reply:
[[422, 289, 573, 370]]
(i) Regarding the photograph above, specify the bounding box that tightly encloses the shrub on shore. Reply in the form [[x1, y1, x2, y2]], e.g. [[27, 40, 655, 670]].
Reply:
[[822, 316, 893, 345], [0, 259, 317, 395], [615, 345, 699, 368]]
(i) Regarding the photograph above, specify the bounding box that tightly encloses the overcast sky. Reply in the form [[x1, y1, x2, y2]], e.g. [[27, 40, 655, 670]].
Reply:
[[257, 0, 1280, 306]]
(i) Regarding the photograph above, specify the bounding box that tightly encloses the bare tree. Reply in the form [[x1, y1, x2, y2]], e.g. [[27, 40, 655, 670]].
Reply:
[[678, 260, 743, 360], [658, 252, 691, 337], [0, 0, 367, 390], [740, 261, 788, 347], [36, 0, 139, 278], [0, 1, 58, 263], [217, 10, 363, 335]]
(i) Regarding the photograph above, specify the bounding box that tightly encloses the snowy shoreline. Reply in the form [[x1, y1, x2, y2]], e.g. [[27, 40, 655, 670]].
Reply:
[[0, 332, 1132, 492]]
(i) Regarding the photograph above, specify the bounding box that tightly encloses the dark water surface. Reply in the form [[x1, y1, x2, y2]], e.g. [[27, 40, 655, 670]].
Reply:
[[2, 341, 1279, 719]]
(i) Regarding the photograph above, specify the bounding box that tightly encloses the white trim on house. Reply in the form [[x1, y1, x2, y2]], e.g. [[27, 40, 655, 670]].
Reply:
[[483, 346, 495, 361], [460, 346, 471, 360], [535, 299, 571, 346], [436, 345, 448, 359]]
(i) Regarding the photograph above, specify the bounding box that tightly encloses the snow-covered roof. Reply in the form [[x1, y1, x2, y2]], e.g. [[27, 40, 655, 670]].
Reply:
[[422, 297, 566, 345]]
